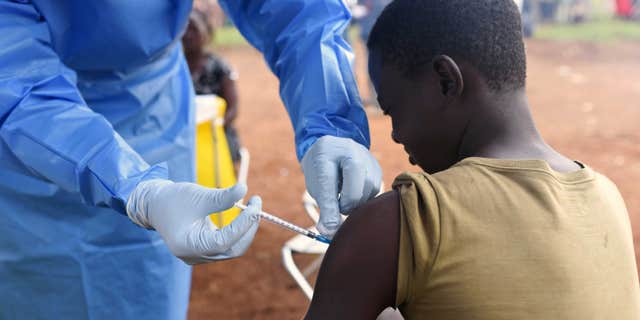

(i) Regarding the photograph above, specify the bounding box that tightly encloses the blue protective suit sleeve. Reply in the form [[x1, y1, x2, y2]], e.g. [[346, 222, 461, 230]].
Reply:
[[218, 0, 371, 160], [0, 1, 168, 214]]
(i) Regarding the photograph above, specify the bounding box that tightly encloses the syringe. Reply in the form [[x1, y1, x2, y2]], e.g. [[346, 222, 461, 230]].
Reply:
[[234, 203, 331, 244]]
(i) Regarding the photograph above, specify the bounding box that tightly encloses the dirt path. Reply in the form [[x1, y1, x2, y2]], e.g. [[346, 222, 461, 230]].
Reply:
[[188, 40, 640, 319]]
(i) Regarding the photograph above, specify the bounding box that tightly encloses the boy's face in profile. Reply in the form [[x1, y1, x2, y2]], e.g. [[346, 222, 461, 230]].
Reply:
[[368, 50, 468, 173]]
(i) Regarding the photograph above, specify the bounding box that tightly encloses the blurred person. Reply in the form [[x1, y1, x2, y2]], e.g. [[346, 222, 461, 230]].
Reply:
[[617, 0, 634, 18], [305, 0, 640, 319], [521, 0, 537, 37], [193, 0, 224, 28], [0, 0, 381, 318], [358, 0, 392, 110], [568, 0, 589, 23], [633, 0, 640, 19], [557, 0, 589, 23], [540, 0, 560, 21], [183, 10, 242, 163]]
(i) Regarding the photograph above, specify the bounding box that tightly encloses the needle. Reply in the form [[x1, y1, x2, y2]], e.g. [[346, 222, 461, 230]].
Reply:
[[234, 203, 331, 244]]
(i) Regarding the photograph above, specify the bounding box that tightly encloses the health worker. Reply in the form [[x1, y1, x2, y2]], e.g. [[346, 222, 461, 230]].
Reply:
[[0, 0, 381, 319]]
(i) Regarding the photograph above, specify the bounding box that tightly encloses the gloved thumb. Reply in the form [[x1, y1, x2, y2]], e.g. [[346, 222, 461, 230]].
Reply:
[[316, 197, 341, 238], [376, 307, 405, 320], [302, 151, 342, 239], [202, 196, 261, 255], [202, 183, 247, 214], [338, 157, 367, 213]]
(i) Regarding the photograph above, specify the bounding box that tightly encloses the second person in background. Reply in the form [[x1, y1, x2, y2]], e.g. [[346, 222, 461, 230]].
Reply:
[[183, 9, 242, 163]]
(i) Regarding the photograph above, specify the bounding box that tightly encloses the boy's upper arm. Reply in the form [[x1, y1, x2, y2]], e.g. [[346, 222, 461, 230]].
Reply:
[[305, 191, 401, 320]]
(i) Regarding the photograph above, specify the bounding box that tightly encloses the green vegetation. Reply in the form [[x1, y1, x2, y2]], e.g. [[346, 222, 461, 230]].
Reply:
[[210, 15, 640, 46], [212, 26, 248, 47], [536, 19, 640, 42]]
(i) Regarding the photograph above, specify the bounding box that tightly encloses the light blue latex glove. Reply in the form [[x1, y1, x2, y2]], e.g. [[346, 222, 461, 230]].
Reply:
[[302, 136, 382, 238], [126, 180, 261, 265]]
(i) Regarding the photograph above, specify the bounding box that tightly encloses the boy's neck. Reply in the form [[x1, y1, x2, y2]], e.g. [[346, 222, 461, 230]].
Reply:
[[458, 89, 580, 173]]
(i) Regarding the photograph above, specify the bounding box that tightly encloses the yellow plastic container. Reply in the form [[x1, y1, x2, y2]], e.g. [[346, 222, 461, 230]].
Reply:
[[195, 95, 241, 227]]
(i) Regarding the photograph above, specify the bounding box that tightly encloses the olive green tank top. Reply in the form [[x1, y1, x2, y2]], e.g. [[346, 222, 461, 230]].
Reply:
[[392, 157, 640, 319]]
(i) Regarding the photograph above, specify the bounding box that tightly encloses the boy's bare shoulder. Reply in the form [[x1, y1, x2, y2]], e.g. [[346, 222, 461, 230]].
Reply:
[[305, 191, 400, 319], [336, 190, 401, 246], [346, 190, 400, 222]]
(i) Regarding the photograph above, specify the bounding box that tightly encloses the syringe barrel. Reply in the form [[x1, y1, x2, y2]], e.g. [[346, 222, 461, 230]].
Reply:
[[234, 203, 325, 242], [257, 212, 308, 235]]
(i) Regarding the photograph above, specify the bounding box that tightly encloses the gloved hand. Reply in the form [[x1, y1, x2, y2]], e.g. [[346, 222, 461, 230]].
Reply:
[[376, 308, 405, 320], [301, 136, 382, 238], [126, 179, 261, 265]]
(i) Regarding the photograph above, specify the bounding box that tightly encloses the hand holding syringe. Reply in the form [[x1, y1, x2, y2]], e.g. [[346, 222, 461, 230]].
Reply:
[[234, 203, 331, 244]]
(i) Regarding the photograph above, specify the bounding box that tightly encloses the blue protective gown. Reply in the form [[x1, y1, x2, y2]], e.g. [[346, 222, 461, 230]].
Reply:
[[219, 0, 370, 160], [0, 0, 369, 319]]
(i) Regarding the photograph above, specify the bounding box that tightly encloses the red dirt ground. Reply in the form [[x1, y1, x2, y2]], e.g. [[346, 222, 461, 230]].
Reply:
[[188, 39, 640, 319]]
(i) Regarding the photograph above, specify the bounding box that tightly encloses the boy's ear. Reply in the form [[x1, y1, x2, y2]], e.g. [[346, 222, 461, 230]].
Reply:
[[432, 55, 464, 97]]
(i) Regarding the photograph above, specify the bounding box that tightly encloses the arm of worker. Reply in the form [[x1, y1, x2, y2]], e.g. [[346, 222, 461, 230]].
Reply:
[[218, 0, 383, 237], [0, 1, 161, 213], [305, 191, 401, 319], [0, 2, 259, 264]]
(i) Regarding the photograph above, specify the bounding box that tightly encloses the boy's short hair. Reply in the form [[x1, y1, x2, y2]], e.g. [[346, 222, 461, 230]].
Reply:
[[367, 0, 527, 91]]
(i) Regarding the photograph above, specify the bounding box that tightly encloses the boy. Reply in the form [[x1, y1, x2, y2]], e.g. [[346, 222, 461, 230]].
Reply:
[[305, 0, 640, 319]]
